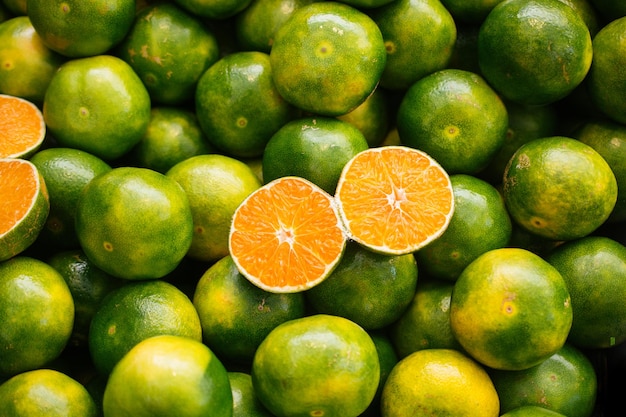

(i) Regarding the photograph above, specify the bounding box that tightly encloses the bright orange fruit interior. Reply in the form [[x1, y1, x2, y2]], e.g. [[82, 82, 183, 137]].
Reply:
[[229, 176, 346, 293], [0, 159, 39, 236], [0, 95, 46, 159], [335, 146, 454, 254]]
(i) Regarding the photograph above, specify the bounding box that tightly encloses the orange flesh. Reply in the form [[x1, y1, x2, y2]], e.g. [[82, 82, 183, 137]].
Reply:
[[230, 177, 345, 291], [336, 147, 453, 253], [0, 159, 39, 236], [0, 95, 46, 158]]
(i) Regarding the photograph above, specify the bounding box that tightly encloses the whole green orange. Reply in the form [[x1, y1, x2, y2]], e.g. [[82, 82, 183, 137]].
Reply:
[[478, 0, 592, 105], [269, 1, 386, 116], [251, 314, 380, 417], [75, 167, 193, 280], [502, 136, 617, 241]]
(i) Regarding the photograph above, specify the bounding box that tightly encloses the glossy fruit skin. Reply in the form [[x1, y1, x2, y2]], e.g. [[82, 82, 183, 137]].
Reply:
[[369, 0, 457, 91], [130, 107, 215, 174], [574, 118, 626, 223], [0, 369, 98, 417], [547, 236, 626, 349], [166, 154, 262, 262], [102, 335, 233, 417], [450, 248, 573, 371], [228, 372, 274, 417], [502, 136, 617, 241], [251, 314, 380, 417], [489, 344, 597, 417], [262, 117, 369, 194], [27, 0, 136, 58], [306, 241, 418, 330], [43, 55, 152, 161], [390, 279, 463, 359], [193, 255, 306, 364], [88, 280, 202, 375], [0, 257, 74, 378], [0, 159, 49, 262], [397, 69, 508, 174], [47, 249, 123, 348], [29, 147, 112, 250], [380, 348, 500, 417], [117, 2, 220, 105], [588, 17, 626, 125], [0, 16, 66, 104], [75, 167, 193, 280], [235, 0, 315, 53], [416, 174, 512, 281], [478, 0, 592, 106], [269, 1, 386, 116], [195, 51, 298, 158]]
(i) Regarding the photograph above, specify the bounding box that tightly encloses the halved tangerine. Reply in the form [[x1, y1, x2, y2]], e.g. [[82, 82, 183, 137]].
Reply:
[[0, 94, 46, 159], [0, 158, 50, 261], [229, 176, 347, 293], [335, 146, 454, 255]]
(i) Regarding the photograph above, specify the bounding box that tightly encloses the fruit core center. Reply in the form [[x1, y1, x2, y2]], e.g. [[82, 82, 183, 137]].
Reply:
[[387, 185, 407, 210], [276, 227, 295, 246]]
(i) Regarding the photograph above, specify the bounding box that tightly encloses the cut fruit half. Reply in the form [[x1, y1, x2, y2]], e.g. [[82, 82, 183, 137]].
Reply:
[[0, 158, 50, 261], [229, 176, 347, 293], [335, 146, 454, 255], [0, 94, 46, 159]]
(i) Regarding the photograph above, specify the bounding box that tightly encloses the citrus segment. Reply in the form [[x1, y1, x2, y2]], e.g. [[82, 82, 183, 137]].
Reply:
[[0, 158, 49, 261], [335, 146, 454, 255], [0, 94, 46, 159], [229, 176, 346, 293]]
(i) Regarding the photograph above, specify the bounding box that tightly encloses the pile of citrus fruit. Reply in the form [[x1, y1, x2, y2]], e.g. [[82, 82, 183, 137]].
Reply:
[[2, 0, 626, 415]]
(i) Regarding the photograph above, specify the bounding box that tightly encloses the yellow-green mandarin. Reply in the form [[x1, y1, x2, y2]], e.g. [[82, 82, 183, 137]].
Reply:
[[503, 136, 617, 241], [103, 335, 233, 417], [416, 174, 512, 281], [489, 344, 597, 417], [26, 0, 136, 57], [0, 257, 74, 378], [195, 51, 298, 158], [29, 147, 112, 250], [588, 17, 626, 125], [193, 255, 306, 363], [262, 116, 369, 194], [75, 167, 193, 280], [166, 154, 262, 262], [478, 0, 592, 105], [88, 280, 202, 374], [43, 55, 151, 161], [0, 16, 66, 104], [269, 1, 386, 116], [450, 248, 572, 371], [305, 241, 418, 330], [397, 69, 508, 174], [252, 314, 380, 417], [0, 369, 98, 417], [117, 2, 220, 105], [370, 0, 457, 90], [380, 349, 500, 417], [547, 236, 626, 349]]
